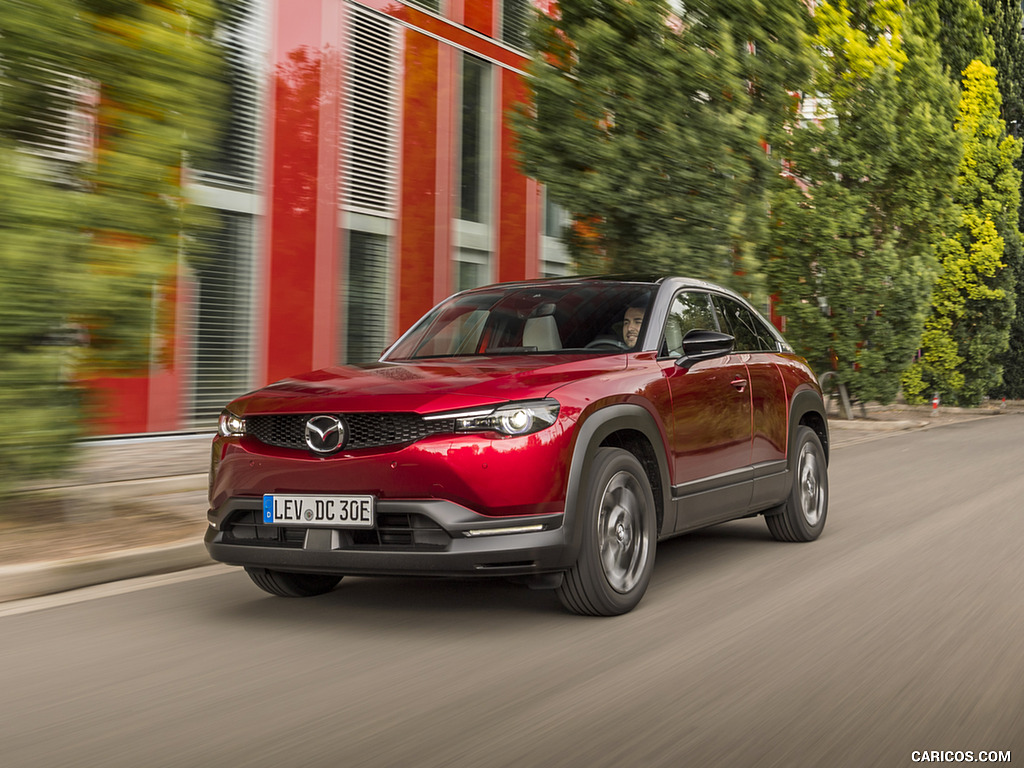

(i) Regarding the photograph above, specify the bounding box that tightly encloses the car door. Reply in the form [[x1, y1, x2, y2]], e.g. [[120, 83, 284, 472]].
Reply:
[[658, 291, 753, 532], [711, 294, 790, 508]]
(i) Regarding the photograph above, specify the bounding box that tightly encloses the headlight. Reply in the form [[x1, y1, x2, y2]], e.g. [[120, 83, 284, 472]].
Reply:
[[445, 399, 560, 437], [218, 409, 246, 437]]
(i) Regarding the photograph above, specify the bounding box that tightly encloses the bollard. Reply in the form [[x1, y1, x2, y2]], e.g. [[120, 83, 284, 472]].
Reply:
[[931, 393, 940, 417]]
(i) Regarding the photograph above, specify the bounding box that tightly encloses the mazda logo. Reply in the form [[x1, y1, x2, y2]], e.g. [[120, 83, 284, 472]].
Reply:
[[304, 415, 346, 454]]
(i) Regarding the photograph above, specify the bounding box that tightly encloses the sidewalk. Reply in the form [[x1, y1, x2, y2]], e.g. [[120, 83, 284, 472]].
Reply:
[[0, 404, 1013, 602], [0, 433, 213, 602]]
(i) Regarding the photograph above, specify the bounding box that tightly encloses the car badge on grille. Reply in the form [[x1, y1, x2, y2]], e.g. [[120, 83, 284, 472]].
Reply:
[[304, 415, 346, 455]]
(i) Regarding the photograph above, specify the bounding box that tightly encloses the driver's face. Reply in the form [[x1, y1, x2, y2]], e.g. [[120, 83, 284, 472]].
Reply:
[[623, 307, 644, 346]]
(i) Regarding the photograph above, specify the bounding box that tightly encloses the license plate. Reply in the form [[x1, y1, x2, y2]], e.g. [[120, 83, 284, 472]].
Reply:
[[262, 494, 375, 528]]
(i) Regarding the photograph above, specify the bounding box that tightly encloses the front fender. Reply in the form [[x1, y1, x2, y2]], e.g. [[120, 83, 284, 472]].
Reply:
[[560, 403, 673, 562]]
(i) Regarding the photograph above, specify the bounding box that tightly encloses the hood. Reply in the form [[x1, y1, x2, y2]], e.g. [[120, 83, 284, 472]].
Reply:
[[229, 355, 627, 416]]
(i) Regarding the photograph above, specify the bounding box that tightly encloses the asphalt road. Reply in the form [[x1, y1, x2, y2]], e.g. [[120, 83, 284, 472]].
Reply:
[[1, 417, 1021, 768]]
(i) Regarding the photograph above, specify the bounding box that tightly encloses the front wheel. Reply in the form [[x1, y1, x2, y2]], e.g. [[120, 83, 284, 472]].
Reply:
[[764, 425, 828, 542], [557, 448, 657, 616], [245, 568, 342, 597]]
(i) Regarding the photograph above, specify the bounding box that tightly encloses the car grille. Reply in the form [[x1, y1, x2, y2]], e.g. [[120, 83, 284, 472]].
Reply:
[[246, 413, 455, 452], [223, 510, 450, 551]]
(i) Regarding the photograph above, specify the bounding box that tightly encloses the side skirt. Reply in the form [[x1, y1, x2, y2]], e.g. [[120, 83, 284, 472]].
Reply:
[[669, 461, 789, 535], [750, 461, 790, 514]]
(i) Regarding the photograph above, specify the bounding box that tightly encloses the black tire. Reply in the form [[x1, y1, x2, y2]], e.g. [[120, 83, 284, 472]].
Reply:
[[765, 425, 828, 542], [557, 448, 657, 616], [245, 568, 342, 597]]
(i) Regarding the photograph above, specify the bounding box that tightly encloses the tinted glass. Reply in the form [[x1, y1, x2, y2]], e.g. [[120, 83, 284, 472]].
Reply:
[[459, 55, 489, 222], [712, 295, 778, 352], [662, 292, 717, 357], [386, 283, 656, 360], [344, 230, 390, 364]]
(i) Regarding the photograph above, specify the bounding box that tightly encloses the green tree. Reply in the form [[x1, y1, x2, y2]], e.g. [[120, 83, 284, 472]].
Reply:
[[933, 0, 993, 77], [765, 0, 960, 406], [979, 0, 1024, 397], [979, 0, 1024, 131], [75, 0, 225, 371], [903, 61, 1022, 404], [513, 0, 812, 295], [0, 145, 86, 484], [0, 0, 225, 490]]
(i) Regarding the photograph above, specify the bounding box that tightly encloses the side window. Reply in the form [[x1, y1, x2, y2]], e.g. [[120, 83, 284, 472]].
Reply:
[[712, 295, 778, 352], [662, 292, 717, 357]]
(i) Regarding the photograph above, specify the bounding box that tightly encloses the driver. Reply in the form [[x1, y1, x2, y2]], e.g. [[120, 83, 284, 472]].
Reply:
[[622, 306, 645, 347]]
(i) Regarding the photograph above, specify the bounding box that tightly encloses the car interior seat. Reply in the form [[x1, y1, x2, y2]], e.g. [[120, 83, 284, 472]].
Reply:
[[522, 307, 562, 351]]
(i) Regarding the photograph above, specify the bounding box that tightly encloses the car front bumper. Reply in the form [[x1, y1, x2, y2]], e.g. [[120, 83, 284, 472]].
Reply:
[[205, 497, 574, 577]]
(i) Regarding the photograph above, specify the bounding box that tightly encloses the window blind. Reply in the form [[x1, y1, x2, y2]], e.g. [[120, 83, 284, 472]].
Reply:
[[197, 0, 264, 189], [187, 210, 256, 424], [501, 0, 532, 50], [342, 2, 400, 215]]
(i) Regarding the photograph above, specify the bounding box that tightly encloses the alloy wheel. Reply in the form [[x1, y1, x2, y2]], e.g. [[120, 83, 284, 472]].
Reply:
[[798, 442, 825, 527], [597, 470, 650, 593]]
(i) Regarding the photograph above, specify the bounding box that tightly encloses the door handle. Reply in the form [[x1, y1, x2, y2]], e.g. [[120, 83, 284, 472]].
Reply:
[[731, 378, 748, 393]]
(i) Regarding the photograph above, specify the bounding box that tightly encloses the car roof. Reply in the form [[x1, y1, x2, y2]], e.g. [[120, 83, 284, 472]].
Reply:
[[459, 274, 750, 305]]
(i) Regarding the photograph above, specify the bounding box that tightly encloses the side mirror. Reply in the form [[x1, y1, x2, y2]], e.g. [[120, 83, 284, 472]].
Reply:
[[675, 330, 734, 368]]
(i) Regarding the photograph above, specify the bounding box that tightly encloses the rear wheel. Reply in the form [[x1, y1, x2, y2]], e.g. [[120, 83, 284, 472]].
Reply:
[[557, 448, 657, 616], [765, 426, 828, 542], [245, 568, 342, 597]]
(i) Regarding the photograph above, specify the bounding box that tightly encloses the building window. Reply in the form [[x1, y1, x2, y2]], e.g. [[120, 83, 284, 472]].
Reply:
[[342, 2, 400, 215], [541, 186, 571, 277], [186, 0, 265, 425], [188, 210, 256, 424], [339, 4, 399, 364], [543, 187, 565, 239], [455, 249, 491, 292], [13, 73, 96, 169], [344, 228, 392, 363], [501, 0, 532, 50], [458, 53, 492, 224], [453, 52, 495, 291], [405, 0, 441, 13], [199, 0, 265, 189]]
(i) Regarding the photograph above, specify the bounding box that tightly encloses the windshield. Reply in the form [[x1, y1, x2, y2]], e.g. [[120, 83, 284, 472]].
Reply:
[[384, 282, 657, 361]]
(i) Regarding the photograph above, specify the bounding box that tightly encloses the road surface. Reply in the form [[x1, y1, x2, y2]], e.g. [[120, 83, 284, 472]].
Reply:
[[1, 416, 1021, 767]]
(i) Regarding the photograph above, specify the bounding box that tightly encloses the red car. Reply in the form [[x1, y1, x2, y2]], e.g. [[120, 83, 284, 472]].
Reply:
[[206, 276, 829, 615]]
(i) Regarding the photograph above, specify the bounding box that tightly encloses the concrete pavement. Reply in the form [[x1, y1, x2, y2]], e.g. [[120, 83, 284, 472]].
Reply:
[[1, 433, 212, 602]]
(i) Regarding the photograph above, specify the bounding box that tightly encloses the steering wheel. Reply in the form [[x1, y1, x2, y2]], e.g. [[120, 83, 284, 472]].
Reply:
[[585, 337, 629, 350]]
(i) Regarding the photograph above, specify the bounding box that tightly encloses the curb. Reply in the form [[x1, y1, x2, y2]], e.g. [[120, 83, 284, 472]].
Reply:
[[22, 473, 208, 497], [828, 412, 999, 448], [0, 538, 211, 603], [829, 419, 930, 432]]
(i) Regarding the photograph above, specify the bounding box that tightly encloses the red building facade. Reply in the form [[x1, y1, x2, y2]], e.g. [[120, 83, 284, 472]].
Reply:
[[90, 0, 567, 435]]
